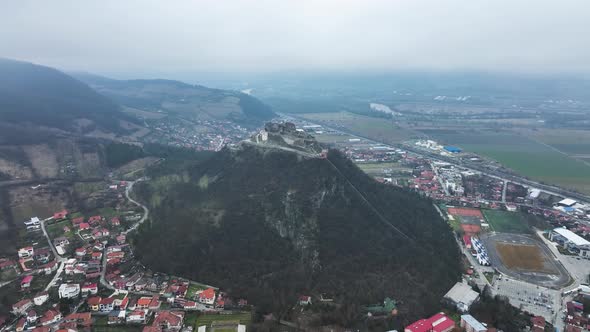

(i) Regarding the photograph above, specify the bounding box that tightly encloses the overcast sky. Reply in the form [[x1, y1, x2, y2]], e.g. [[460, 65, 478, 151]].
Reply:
[[1, 0, 589, 77]]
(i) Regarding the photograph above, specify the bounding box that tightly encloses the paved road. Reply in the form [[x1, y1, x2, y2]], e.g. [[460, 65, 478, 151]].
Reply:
[[40, 216, 67, 291], [122, 179, 149, 235], [102, 179, 149, 291]]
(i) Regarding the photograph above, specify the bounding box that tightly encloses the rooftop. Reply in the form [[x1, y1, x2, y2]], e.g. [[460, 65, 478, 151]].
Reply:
[[553, 227, 590, 246]]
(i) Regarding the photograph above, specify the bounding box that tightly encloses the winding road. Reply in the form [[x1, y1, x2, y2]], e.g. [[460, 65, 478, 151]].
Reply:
[[100, 178, 149, 291]]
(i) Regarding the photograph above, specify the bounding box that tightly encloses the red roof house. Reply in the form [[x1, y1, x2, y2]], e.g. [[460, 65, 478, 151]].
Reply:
[[53, 210, 68, 219]]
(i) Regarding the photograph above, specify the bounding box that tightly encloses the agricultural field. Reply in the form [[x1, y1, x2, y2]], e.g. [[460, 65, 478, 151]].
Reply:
[[483, 210, 530, 234], [424, 130, 590, 194], [495, 243, 547, 272], [299, 111, 417, 144]]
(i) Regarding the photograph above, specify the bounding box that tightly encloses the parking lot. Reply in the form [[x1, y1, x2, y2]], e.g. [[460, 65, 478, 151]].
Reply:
[[491, 276, 560, 324]]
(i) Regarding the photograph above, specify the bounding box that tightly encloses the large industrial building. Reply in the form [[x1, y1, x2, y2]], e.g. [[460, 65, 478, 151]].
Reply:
[[549, 228, 590, 258]]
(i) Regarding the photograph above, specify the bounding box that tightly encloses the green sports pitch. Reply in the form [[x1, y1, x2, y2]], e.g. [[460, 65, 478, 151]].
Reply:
[[482, 209, 530, 234]]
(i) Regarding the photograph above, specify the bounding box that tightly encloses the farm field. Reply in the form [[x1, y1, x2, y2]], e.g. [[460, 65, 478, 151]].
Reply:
[[495, 243, 546, 272], [425, 130, 590, 194], [483, 210, 530, 234], [299, 112, 417, 144]]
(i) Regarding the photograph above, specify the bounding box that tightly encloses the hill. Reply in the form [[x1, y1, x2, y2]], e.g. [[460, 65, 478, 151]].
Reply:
[[132, 125, 461, 327], [74, 73, 275, 127], [0, 59, 136, 143]]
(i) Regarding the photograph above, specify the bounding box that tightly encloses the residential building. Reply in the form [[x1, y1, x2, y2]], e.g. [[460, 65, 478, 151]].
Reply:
[[126, 310, 147, 324], [18, 246, 34, 259], [198, 288, 216, 305], [34, 292, 49, 306], [58, 283, 80, 299], [151, 311, 185, 331], [461, 314, 487, 332], [12, 299, 33, 314], [40, 309, 62, 326]]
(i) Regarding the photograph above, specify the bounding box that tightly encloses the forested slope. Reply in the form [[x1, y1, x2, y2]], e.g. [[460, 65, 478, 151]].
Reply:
[[133, 143, 461, 324]]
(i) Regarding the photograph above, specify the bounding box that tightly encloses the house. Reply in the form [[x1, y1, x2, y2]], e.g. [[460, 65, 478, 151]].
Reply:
[[58, 283, 80, 299], [87, 297, 102, 311], [111, 217, 121, 226], [126, 310, 147, 324], [18, 246, 34, 259], [149, 296, 161, 310], [16, 317, 26, 332], [21, 275, 33, 289], [88, 215, 102, 224], [298, 295, 312, 306], [63, 312, 92, 328], [40, 309, 62, 326], [108, 310, 126, 325], [81, 283, 98, 295], [79, 222, 90, 230], [100, 297, 115, 312], [92, 229, 103, 238], [34, 248, 51, 263], [53, 210, 68, 219], [41, 261, 58, 275], [27, 310, 38, 324], [183, 301, 197, 310], [12, 299, 33, 314], [136, 297, 152, 310], [32, 327, 51, 332], [91, 251, 103, 260], [34, 291, 49, 306], [405, 313, 455, 332], [443, 281, 479, 312], [75, 247, 87, 257], [531, 316, 546, 332], [72, 217, 84, 225], [116, 234, 126, 244], [53, 237, 69, 247], [461, 314, 487, 332], [151, 311, 185, 331], [198, 288, 216, 305]]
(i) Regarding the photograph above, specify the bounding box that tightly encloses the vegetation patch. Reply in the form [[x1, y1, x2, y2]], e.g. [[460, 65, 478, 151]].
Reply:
[[482, 210, 530, 234]]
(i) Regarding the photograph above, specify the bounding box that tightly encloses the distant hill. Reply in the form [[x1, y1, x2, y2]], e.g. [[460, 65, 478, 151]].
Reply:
[[133, 127, 461, 327], [0, 59, 135, 143], [74, 73, 275, 127]]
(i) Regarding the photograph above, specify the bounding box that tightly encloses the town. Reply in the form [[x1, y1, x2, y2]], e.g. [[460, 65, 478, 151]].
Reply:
[[1, 117, 590, 332]]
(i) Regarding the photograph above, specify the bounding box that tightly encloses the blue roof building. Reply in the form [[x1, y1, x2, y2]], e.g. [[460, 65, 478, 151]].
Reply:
[[443, 146, 462, 153]]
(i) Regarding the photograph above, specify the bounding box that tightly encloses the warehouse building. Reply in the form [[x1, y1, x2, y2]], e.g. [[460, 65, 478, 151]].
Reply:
[[549, 228, 590, 258], [442, 280, 479, 312]]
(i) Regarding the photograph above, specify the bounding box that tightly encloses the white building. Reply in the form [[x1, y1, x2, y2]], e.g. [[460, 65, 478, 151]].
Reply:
[[18, 246, 34, 259], [549, 228, 590, 257], [443, 281, 479, 312], [460, 314, 487, 332], [34, 292, 49, 306], [58, 283, 80, 299]]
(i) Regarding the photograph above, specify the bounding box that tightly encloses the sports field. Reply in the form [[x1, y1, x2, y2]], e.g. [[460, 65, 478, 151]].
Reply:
[[495, 243, 546, 272], [482, 210, 530, 234], [194, 312, 252, 330]]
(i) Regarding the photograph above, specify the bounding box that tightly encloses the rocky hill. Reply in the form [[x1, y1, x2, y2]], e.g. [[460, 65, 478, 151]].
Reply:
[[133, 126, 461, 327]]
